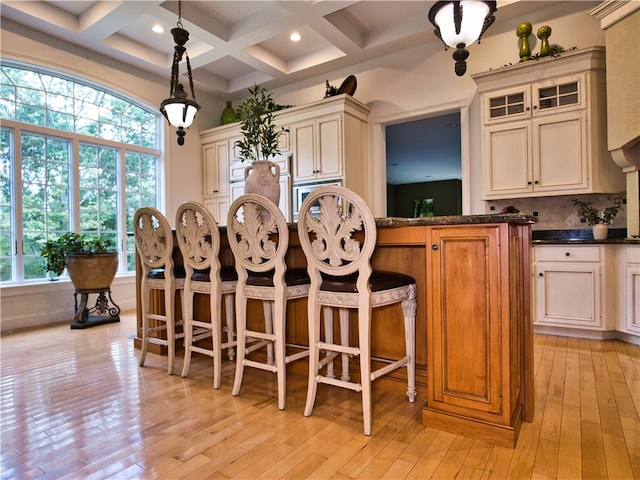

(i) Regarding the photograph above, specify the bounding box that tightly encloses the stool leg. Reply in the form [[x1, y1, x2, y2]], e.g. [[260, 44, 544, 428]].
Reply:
[[165, 288, 176, 375], [339, 308, 350, 382], [181, 286, 194, 378], [139, 282, 150, 367], [359, 306, 373, 436], [211, 290, 223, 390], [274, 296, 287, 410], [263, 301, 274, 365], [304, 299, 323, 417], [232, 293, 248, 397], [224, 293, 235, 360], [322, 306, 335, 379], [402, 294, 417, 402]]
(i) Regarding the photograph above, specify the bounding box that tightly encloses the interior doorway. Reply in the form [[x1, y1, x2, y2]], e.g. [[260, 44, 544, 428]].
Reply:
[[385, 112, 463, 217]]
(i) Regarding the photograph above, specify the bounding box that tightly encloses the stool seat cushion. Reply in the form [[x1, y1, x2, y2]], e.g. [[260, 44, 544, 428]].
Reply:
[[148, 265, 186, 280], [246, 268, 310, 288], [191, 266, 238, 283], [320, 270, 415, 293]]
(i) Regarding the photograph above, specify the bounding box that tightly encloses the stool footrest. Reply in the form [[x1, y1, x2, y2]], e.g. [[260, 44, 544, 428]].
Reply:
[[243, 359, 277, 373], [317, 375, 362, 392], [318, 341, 359, 356], [286, 350, 309, 363], [371, 357, 409, 381]]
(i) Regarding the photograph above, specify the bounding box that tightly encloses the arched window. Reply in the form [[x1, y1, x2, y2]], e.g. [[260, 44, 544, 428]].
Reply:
[[0, 61, 161, 284]]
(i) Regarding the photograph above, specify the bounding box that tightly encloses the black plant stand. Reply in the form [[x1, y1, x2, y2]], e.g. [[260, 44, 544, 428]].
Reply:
[[71, 287, 121, 329]]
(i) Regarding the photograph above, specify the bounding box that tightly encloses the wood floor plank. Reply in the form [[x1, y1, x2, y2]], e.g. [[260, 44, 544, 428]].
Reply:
[[1, 312, 639, 479]]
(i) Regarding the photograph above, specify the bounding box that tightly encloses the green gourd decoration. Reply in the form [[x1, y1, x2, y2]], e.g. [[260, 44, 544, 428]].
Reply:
[[516, 22, 532, 62], [537, 25, 552, 57], [220, 101, 237, 125]]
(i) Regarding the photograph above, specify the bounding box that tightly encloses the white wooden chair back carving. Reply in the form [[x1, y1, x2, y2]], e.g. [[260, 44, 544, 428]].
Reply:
[[175, 202, 221, 281], [298, 186, 376, 289], [134, 206, 175, 281], [227, 193, 289, 281]]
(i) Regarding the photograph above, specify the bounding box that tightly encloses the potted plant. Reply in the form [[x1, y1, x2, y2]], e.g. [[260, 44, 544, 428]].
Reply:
[[234, 84, 287, 205], [41, 232, 120, 328], [572, 193, 625, 240], [40, 232, 115, 284]]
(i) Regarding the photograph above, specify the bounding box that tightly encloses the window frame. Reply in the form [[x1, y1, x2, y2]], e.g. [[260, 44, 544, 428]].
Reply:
[[0, 61, 163, 286]]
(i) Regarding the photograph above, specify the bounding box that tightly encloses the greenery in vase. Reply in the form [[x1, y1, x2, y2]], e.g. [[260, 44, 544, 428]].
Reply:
[[572, 193, 625, 226], [235, 84, 287, 162], [40, 232, 114, 276]]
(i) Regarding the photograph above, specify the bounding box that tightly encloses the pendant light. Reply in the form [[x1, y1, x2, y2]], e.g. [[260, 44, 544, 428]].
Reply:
[[428, 1, 497, 76], [159, 0, 200, 146]]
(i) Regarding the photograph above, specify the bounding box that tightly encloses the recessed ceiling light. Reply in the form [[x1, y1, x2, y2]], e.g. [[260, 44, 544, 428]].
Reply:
[[152, 24, 164, 34], [290, 32, 301, 42]]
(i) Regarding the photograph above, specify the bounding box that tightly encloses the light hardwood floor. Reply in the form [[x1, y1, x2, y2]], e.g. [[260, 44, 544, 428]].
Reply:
[[1, 312, 638, 479]]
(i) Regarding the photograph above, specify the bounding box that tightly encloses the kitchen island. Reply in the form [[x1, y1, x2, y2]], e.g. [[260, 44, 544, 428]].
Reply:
[[135, 213, 535, 447]]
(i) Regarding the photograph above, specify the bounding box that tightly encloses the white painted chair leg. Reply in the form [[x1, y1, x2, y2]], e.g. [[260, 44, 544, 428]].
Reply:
[[225, 293, 235, 360], [339, 308, 351, 382], [232, 296, 248, 397], [402, 295, 417, 402], [322, 306, 335, 379], [304, 301, 322, 417], [263, 301, 274, 365]]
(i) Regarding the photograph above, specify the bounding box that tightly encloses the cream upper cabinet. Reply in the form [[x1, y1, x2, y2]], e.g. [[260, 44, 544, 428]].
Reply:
[[203, 139, 230, 197], [473, 47, 624, 200], [290, 114, 342, 184], [277, 94, 370, 199]]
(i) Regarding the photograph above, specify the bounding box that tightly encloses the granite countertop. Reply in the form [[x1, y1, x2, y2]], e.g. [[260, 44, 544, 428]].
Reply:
[[375, 213, 538, 227], [532, 228, 640, 245]]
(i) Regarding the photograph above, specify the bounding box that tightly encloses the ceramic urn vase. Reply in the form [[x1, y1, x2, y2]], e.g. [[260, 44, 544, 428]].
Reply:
[[244, 160, 280, 206]]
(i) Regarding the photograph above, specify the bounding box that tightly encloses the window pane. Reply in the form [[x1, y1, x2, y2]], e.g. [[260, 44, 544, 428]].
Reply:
[[0, 128, 13, 281], [21, 133, 72, 280], [124, 151, 157, 270]]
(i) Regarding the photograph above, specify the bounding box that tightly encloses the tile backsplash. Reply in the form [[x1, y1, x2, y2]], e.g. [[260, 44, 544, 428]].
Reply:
[[487, 193, 627, 231]]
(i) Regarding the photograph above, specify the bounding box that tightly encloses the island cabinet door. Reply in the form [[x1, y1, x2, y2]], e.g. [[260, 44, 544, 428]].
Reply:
[[425, 224, 517, 432]]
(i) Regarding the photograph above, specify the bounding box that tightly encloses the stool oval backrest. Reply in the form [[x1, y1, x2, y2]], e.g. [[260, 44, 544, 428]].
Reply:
[[175, 201, 221, 282], [298, 185, 376, 291], [133, 206, 175, 277]]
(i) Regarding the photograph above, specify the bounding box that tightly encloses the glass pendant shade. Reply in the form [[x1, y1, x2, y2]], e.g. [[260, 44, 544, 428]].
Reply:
[[428, 1, 497, 76], [161, 97, 199, 128], [433, 1, 490, 48]]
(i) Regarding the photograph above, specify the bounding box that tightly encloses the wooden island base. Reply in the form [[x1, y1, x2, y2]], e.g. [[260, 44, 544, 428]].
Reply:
[[135, 214, 534, 447]]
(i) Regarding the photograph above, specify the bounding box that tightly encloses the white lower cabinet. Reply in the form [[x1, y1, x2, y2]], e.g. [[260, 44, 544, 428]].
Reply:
[[621, 245, 640, 336], [533, 245, 616, 332]]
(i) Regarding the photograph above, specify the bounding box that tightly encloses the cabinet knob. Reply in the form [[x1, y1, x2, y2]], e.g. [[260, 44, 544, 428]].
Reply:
[[538, 272, 544, 277], [565, 252, 570, 256], [526, 107, 531, 111], [527, 181, 532, 185], [432, 244, 439, 251], [534, 180, 539, 185], [533, 105, 538, 110]]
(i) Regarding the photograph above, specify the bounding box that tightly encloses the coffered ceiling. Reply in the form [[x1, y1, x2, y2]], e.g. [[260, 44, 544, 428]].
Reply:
[[0, 1, 601, 97]]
